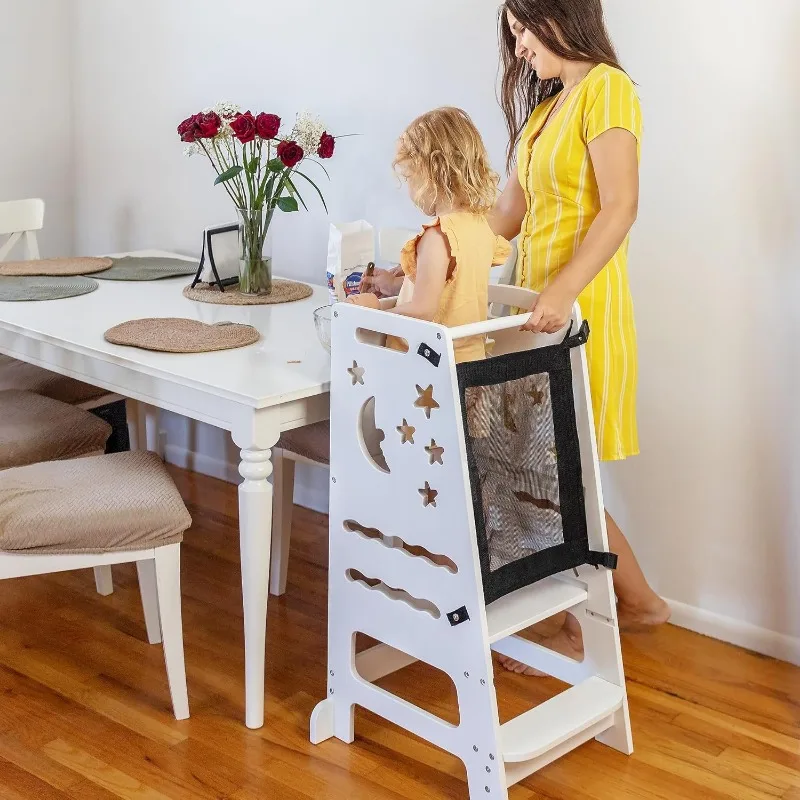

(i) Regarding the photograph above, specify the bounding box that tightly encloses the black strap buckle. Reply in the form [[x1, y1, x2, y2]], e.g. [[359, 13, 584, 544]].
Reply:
[[587, 551, 618, 570], [418, 343, 441, 367], [447, 606, 470, 626], [562, 319, 590, 349]]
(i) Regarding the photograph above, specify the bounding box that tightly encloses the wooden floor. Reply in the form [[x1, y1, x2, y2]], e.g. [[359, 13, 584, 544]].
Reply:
[[0, 467, 798, 799]]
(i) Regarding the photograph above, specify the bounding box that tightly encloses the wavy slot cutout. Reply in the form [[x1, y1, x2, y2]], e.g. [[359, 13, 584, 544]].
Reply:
[[344, 520, 458, 573], [358, 396, 390, 474], [355, 328, 409, 353], [346, 570, 441, 619]]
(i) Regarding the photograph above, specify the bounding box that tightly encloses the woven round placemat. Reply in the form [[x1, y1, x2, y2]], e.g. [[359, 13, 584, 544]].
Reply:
[[104, 318, 260, 353], [183, 279, 312, 306], [96, 256, 198, 281], [0, 276, 100, 302], [0, 257, 112, 277]]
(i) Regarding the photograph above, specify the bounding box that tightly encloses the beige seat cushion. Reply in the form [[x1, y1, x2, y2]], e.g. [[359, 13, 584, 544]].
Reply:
[[277, 420, 330, 465], [0, 354, 108, 405], [0, 389, 112, 470], [0, 451, 191, 555]]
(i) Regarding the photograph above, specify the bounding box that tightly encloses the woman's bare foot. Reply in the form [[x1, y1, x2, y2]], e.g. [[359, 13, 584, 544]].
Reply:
[[496, 614, 584, 676], [617, 597, 672, 631]]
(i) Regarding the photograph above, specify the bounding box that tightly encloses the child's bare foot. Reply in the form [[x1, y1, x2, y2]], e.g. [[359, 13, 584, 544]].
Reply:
[[496, 615, 584, 676], [617, 597, 672, 631]]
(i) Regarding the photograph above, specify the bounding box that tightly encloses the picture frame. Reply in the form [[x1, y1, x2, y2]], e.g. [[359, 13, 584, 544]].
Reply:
[[191, 223, 239, 292]]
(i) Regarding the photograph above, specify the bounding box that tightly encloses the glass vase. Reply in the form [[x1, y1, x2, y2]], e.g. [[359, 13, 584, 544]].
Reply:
[[237, 206, 273, 295]]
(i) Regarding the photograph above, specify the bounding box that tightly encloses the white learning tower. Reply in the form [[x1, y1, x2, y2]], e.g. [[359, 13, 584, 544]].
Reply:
[[311, 284, 633, 799]]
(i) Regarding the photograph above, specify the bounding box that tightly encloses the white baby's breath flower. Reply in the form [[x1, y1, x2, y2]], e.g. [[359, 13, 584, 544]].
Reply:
[[183, 142, 202, 157], [213, 100, 242, 120], [291, 111, 326, 154]]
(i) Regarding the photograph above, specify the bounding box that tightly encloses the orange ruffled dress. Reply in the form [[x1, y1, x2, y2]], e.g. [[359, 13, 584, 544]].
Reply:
[[390, 212, 511, 363]]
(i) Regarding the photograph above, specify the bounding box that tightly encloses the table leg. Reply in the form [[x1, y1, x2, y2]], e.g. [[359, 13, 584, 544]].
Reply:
[[237, 443, 274, 729]]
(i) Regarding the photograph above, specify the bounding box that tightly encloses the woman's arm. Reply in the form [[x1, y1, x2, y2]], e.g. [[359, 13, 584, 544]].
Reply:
[[489, 171, 527, 241], [390, 227, 450, 322], [523, 128, 639, 333]]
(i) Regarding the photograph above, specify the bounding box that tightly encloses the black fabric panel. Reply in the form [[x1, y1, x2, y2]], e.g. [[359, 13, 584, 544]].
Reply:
[[457, 331, 603, 606]]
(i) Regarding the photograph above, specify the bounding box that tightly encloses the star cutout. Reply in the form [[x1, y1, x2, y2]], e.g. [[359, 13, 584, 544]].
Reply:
[[528, 385, 545, 406], [347, 361, 365, 386], [419, 481, 438, 508], [414, 384, 440, 419], [397, 419, 416, 445], [425, 439, 445, 465]]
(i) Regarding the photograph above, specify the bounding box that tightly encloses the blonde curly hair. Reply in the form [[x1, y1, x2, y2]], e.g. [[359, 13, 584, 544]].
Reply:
[[394, 107, 500, 214]]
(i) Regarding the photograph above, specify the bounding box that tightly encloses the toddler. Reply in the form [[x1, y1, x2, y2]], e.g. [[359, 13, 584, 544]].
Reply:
[[349, 107, 510, 364]]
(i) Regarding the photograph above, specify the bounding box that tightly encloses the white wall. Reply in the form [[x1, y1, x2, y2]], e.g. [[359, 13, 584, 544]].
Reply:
[[602, 0, 800, 658], [66, 1, 800, 659], [70, 0, 509, 516], [0, 0, 74, 257]]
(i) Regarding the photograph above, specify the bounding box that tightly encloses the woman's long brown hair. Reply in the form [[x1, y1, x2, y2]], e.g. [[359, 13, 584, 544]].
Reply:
[[499, 0, 624, 171]]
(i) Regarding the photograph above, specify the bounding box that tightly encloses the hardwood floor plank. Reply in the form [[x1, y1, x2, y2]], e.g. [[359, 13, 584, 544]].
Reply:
[[0, 466, 794, 800]]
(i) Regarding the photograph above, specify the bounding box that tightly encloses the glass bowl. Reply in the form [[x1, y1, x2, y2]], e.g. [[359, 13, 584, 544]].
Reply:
[[314, 305, 332, 353]]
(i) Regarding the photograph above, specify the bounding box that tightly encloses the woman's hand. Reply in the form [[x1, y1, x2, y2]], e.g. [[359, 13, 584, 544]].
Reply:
[[522, 283, 577, 334], [359, 267, 404, 298]]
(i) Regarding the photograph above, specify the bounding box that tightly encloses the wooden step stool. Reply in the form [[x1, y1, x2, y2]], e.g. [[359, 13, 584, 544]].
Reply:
[[310, 284, 632, 798]]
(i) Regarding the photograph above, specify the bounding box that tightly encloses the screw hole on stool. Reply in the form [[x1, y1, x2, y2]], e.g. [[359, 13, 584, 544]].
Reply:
[[464, 672, 470, 679], [480, 678, 486, 685], [473, 745, 478, 753], [485, 766, 491, 773], [489, 754, 495, 761]]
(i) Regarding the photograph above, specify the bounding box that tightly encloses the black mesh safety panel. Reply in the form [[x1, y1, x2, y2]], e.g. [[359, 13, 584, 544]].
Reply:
[[457, 321, 614, 605]]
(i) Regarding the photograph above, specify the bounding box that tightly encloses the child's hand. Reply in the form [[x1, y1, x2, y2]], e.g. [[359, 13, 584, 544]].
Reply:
[[345, 293, 381, 309], [359, 267, 403, 298]]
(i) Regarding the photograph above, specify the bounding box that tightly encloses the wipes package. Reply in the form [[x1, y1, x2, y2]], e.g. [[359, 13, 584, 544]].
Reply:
[[327, 221, 375, 303]]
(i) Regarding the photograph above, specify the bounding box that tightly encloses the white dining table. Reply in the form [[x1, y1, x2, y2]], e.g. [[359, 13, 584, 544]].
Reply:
[[0, 250, 331, 729]]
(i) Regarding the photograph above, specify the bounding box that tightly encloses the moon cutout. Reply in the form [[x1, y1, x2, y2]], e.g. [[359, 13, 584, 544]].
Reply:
[[358, 396, 390, 474]]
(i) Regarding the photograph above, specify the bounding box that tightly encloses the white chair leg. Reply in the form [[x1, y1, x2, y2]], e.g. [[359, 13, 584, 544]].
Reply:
[[127, 399, 142, 450], [144, 404, 162, 457], [136, 559, 162, 645], [93, 565, 114, 596], [153, 543, 189, 720], [269, 449, 295, 597]]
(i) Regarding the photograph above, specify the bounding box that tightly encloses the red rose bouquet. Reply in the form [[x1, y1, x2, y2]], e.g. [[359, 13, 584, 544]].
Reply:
[[178, 102, 338, 294]]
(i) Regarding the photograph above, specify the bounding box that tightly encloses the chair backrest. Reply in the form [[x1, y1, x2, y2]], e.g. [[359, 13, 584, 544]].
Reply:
[[378, 227, 417, 265], [0, 198, 45, 261]]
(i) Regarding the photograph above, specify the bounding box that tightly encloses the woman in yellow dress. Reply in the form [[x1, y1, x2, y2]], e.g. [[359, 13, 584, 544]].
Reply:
[[491, 0, 670, 673]]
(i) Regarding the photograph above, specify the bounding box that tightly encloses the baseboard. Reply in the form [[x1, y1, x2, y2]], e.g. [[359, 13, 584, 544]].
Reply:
[[163, 444, 329, 514], [666, 598, 800, 666], [164, 443, 240, 485]]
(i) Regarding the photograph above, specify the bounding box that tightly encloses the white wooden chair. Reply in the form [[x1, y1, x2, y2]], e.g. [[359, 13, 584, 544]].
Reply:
[[268, 233, 518, 598], [0, 451, 191, 720], [0, 198, 44, 261], [0, 198, 131, 601], [310, 285, 631, 798]]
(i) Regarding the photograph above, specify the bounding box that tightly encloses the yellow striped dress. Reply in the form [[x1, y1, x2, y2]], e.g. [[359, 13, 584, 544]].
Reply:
[[516, 63, 642, 461]]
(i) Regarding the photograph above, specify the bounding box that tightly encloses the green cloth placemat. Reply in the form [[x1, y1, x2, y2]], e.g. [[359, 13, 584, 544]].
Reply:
[[0, 276, 99, 302], [94, 256, 197, 281]]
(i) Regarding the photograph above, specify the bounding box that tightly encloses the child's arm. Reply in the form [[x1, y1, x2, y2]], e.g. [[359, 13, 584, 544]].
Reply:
[[389, 227, 450, 322]]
